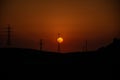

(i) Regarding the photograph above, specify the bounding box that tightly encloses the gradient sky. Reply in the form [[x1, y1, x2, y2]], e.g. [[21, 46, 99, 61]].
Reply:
[[0, 0, 120, 52]]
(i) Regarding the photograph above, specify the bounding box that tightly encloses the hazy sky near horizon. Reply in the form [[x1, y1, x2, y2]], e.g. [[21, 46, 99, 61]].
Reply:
[[0, 0, 120, 52]]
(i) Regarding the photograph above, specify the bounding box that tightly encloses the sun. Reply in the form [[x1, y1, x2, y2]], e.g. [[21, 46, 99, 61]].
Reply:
[[57, 37, 63, 43]]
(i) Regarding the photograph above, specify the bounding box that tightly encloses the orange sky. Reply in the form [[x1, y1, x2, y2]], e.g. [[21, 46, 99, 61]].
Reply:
[[0, 0, 120, 52]]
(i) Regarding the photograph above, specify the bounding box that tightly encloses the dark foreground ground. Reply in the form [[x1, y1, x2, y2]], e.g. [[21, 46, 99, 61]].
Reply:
[[0, 47, 119, 64], [0, 42, 118, 80]]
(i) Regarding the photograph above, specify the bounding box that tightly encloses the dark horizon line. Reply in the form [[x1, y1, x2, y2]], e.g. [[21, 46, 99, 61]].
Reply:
[[0, 38, 120, 53]]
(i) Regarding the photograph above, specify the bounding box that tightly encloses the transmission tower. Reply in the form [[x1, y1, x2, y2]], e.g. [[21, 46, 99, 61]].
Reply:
[[40, 39, 43, 51], [7, 24, 12, 46], [85, 40, 88, 52]]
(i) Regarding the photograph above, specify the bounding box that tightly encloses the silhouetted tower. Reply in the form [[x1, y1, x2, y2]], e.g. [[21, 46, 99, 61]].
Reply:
[[82, 40, 88, 52], [57, 33, 61, 53], [85, 40, 88, 52], [82, 41, 85, 52], [40, 39, 43, 51], [7, 24, 11, 46]]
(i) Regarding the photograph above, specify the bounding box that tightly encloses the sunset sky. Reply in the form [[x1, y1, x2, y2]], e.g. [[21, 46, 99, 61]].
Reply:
[[0, 0, 120, 52]]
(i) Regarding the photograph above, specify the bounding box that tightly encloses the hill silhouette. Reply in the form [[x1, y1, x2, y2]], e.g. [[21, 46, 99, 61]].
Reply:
[[97, 38, 120, 63], [0, 38, 120, 64]]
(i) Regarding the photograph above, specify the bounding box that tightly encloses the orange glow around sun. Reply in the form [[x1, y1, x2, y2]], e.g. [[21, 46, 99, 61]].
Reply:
[[57, 37, 63, 43]]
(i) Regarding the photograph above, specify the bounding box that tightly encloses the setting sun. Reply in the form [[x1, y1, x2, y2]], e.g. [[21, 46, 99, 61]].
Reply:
[[57, 37, 63, 43]]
